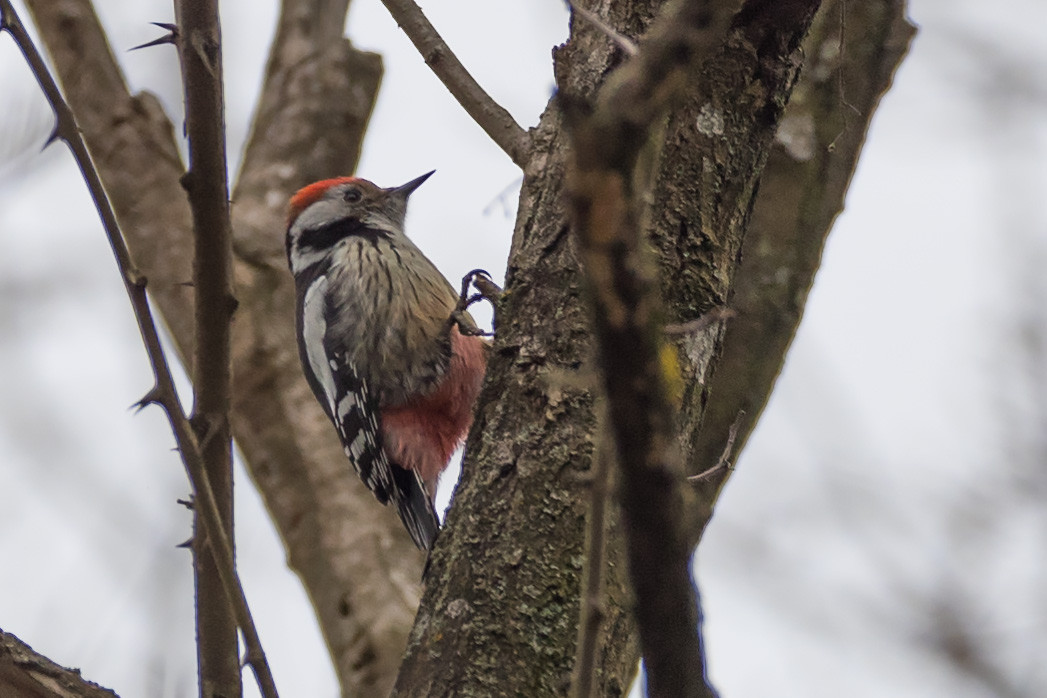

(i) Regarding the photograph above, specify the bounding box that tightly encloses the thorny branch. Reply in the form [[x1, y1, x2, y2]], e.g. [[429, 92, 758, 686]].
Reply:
[[20, 0, 413, 691], [0, 4, 278, 698], [378, 0, 531, 168], [172, 0, 240, 695]]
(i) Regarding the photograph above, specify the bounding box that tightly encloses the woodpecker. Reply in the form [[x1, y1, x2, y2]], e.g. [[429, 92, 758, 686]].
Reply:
[[285, 172, 487, 550]]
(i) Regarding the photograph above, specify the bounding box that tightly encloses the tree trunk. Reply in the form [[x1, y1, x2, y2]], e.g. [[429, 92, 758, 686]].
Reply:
[[391, 1, 839, 695]]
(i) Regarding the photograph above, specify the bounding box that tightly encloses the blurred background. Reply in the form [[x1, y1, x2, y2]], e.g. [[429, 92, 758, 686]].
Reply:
[[0, 1, 1044, 696]]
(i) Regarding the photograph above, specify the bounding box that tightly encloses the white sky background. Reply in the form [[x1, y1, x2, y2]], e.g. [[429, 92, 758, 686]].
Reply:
[[0, 1, 1045, 697]]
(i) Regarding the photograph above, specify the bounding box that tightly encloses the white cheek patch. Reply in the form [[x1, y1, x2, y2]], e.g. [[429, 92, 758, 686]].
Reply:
[[302, 277, 337, 415], [288, 205, 347, 275], [290, 240, 333, 276]]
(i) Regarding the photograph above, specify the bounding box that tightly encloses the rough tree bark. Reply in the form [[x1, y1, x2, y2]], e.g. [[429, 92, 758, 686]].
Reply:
[[11, 0, 913, 695], [391, 0, 839, 695], [0, 629, 120, 698], [687, 0, 915, 528]]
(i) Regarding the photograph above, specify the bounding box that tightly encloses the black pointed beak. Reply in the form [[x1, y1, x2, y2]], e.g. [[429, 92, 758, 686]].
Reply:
[[390, 170, 435, 200]]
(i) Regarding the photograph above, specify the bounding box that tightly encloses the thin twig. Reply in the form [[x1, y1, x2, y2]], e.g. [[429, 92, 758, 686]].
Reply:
[[0, 5, 279, 698], [481, 175, 523, 217], [379, 0, 531, 168], [826, 0, 862, 152], [565, 0, 638, 55], [664, 307, 735, 336], [689, 411, 744, 482], [571, 423, 614, 698]]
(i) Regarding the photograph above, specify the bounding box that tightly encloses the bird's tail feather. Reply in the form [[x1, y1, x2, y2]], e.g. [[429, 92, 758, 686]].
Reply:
[[390, 463, 440, 551]]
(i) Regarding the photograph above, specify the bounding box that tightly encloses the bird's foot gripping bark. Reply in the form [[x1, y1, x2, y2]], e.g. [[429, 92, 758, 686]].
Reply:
[[451, 269, 501, 337]]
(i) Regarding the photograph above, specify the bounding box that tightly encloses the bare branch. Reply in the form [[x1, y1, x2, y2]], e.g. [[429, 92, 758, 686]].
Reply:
[[688, 412, 743, 482], [0, 4, 278, 698], [171, 0, 240, 695], [379, 0, 531, 168]]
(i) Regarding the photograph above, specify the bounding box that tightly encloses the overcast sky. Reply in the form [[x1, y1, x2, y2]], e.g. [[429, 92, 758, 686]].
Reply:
[[1, 1, 1045, 697]]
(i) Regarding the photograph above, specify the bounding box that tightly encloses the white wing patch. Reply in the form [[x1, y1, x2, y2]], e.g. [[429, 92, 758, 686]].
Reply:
[[303, 277, 336, 415]]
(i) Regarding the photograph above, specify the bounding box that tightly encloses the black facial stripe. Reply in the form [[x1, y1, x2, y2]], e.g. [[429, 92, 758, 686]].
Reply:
[[298, 218, 391, 251]]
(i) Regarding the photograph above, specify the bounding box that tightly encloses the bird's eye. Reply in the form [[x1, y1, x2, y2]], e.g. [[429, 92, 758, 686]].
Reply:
[[343, 187, 361, 203]]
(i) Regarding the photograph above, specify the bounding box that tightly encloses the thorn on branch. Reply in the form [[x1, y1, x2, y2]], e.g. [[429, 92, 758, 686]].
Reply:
[[42, 123, 61, 151], [132, 385, 164, 414], [129, 22, 179, 51], [482, 176, 523, 217], [175, 536, 195, 549], [177, 497, 195, 510]]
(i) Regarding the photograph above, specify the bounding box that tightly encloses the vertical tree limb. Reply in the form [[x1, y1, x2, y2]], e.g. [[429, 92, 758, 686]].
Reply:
[[171, 1, 238, 696], [685, 0, 915, 530]]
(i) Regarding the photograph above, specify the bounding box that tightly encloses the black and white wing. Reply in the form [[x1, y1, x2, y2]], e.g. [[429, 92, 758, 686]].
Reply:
[[298, 274, 438, 549], [322, 334, 440, 551]]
